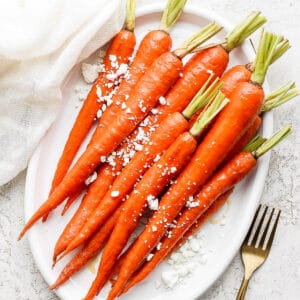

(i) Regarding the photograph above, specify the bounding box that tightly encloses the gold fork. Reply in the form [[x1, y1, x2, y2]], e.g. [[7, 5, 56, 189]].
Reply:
[[236, 205, 281, 300]]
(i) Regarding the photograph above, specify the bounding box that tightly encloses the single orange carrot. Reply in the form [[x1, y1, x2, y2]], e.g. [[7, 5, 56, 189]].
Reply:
[[107, 30, 282, 299]]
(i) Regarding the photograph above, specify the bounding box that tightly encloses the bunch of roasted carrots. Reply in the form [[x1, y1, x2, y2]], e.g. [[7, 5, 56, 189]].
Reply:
[[19, 0, 299, 299]]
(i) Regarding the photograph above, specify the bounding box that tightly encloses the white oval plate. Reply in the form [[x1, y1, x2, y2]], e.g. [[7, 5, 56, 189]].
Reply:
[[25, 3, 273, 300]]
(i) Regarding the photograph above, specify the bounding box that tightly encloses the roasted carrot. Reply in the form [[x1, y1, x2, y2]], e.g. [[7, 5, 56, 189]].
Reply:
[[107, 31, 285, 299], [82, 87, 228, 299], [48, 0, 137, 195], [60, 75, 223, 258], [56, 12, 265, 260], [18, 22, 223, 241], [125, 126, 292, 290]]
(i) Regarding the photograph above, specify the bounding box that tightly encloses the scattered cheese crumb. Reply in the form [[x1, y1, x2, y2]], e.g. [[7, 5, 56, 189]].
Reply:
[[85, 171, 97, 185], [170, 166, 177, 174], [146, 253, 154, 261], [111, 190, 120, 197], [152, 225, 157, 232], [147, 195, 159, 210], [156, 242, 162, 251], [81, 63, 99, 84], [159, 96, 167, 105]]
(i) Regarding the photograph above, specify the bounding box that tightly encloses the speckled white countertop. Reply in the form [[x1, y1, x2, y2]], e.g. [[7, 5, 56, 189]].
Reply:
[[1, 0, 300, 299]]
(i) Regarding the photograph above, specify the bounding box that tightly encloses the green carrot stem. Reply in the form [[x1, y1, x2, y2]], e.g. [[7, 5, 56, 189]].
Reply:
[[125, 0, 136, 32], [174, 22, 223, 58], [243, 135, 267, 152], [253, 125, 292, 158], [182, 73, 223, 119], [270, 38, 291, 65], [222, 11, 267, 52], [189, 91, 229, 137], [160, 0, 187, 33], [251, 30, 286, 85], [261, 82, 300, 112]]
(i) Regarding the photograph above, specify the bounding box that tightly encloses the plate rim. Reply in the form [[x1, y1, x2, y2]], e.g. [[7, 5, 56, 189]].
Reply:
[[24, 3, 273, 300]]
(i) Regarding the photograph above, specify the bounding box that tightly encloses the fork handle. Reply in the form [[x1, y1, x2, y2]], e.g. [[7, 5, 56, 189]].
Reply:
[[236, 277, 250, 300]]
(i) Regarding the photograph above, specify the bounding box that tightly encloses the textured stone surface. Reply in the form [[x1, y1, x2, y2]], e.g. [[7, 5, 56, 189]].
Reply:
[[1, 0, 300, 299]]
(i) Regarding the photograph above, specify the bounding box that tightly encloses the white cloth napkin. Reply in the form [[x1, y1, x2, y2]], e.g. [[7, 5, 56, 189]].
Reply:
[[0, 0, 125, 185]]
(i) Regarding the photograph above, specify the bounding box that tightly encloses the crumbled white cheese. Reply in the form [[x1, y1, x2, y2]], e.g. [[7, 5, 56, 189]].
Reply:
[[121, 102, 127, 109], [134, 143, 143, 151], [152, 225, 158, 232], [96, 85, 102, 98], [159, 96, 167, 105], [81, 63, 99, 84], [117, 63, 128, 76], [147, 195, 159, 210], [156, 242, 162, 251], [74, 85, 91, 101], [85, 171, 97, 185], [111, 190, 120, 198], [100, 156, 106, 163], [146, 253, 154, 261], [161, 270, 179, 288], [170, 166, 177, 174], [96, 109, 103, 119], [109, 54, 117, 62]]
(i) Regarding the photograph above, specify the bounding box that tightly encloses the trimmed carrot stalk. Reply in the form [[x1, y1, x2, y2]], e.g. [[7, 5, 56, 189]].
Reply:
[[50, 207, 122, 290], [125, 126, 292, 291], [48, 1, 137, 195], [82, 90, 228, 299], [107, 31, 284, 299]]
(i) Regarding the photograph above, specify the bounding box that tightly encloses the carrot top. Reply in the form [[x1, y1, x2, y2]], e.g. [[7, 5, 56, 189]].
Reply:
[[182, 73, 222, 119], [160, 0, 187, 33], [125, 0, 136, 31], [252, 125, 292, 158], [243, 135, 267, 152], [222, 11, 266, 52], [262, 82, 299, 112], [174, 22, 223, 58], [251, 31, 288, 85], [189, 91, 229, 137]]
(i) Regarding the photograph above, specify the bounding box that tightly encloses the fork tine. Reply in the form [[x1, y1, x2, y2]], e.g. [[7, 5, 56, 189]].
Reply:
[[266, 210, 281, 251], [244, 204, 262, 244], [251, 206, 268, 246], [258, 208, 275, 249]]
